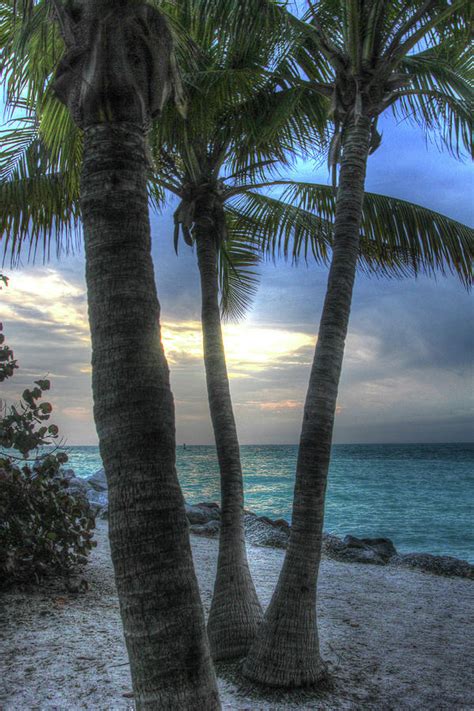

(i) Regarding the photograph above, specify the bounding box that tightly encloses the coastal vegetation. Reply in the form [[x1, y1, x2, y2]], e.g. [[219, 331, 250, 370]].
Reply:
[[0, 283, 95, 588], [0, 0, 472, 708]]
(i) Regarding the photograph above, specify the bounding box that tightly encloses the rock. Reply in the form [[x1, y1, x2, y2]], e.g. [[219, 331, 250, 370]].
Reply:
[[86, 468, 107, 492], [321, 534, 388, 565], [84, 468, 108, 515], [65, 576, 88, 594], [196, 501, 220, 511], [187, 505, 290, 548], [344, 535, 397, 562], [185, 502, 221, 525], [256, 515, 275, 527], [60, 468, 77, 481], [358, 537, 397, 561], [322, 533, 346, 557], [391, 553, 474, 579], [244, 512, 289, 548], [189, 520, 221, 537], [273, 518, 290, 531], [59, 469, 91, 502], [98, 506, 108, 520], [342, 547, 386, 565], [86, 489, 108, 507]]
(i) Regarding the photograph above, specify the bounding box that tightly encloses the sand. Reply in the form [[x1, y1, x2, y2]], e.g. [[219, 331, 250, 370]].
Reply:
[[1, 521, 473, 710]]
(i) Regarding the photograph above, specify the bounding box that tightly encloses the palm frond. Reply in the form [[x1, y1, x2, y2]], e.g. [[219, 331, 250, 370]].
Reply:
[[0, 164, 81, 266], [277, 181, 473, 287], [0, 114, 81, 264], [218, 218, 261, 321], [394, 43, 473, 156], [227, 190, 333, 265]]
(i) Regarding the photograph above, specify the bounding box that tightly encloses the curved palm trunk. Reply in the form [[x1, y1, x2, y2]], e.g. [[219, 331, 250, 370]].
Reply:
[[82, 123, 219, 709], [242, 117, 371, 687], [195, 223, 263, 660]]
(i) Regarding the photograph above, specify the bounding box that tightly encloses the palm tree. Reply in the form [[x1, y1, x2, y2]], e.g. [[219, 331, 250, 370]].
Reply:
[[2, 0, 471, 679], [0, 1, 220, 707], [150, 1, 332, 660], [241, 0, 473, 687]]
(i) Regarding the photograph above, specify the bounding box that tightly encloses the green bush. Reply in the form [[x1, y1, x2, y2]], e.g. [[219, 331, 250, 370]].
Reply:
[[0, 453, 96, 586], [0, 281, 96, 587]]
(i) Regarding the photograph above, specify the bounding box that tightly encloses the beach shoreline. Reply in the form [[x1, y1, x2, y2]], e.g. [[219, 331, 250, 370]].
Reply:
[[78, 467, 474, 576], [1, 520, 473, 710], [66, 441, 474, 564]]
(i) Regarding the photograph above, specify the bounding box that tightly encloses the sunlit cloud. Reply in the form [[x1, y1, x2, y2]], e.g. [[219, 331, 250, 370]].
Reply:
[[2, 269, 89, 340], [223, 326, 314, 371], [162, 320, 202, 363], [1, 242, 471, 445], [162, 320, 315, 375], [61, 406, 91, 420], [259, 400, 301, 411], [241, 399, 343, 415]]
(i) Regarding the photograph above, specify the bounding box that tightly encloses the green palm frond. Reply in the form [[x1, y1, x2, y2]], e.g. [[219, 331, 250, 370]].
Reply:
[[181, 0, 297, 61], [385, 0, 470, 65], [0, 116, 41, 182], [39, 92, 83, 176], [0, 169, 81, 265], [218, 219, 261, 321], [227, 191, 333, 266], [275, 181, 473, 287], [0, 0, 60, 109], [395, 44, 473, 156], [0, 114, 81, 261]]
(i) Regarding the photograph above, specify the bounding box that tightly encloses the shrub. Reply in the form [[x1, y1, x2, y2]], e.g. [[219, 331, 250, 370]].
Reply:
[[0, 283, 95, 588], [0, 452, 96, 586]]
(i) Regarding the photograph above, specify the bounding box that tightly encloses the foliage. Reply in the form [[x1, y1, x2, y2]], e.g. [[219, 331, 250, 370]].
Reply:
[[0, 303, 95, 588], [0, 452, 96, 588], [1, 377, 60, 456], [0, 275, 18, 382], [0, 1, 471, 324]]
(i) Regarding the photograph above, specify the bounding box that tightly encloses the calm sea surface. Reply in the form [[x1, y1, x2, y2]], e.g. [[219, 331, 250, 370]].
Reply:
[[67, 443, 474, 562]]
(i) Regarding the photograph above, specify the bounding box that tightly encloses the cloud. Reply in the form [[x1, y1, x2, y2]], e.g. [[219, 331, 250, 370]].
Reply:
[[1, 265, 94, 443], [1, 111, 471, 446], [259, 399, 301, 412]]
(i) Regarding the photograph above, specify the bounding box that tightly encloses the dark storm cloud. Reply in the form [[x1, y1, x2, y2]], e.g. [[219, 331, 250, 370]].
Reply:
[[350, 276, 474, 373]]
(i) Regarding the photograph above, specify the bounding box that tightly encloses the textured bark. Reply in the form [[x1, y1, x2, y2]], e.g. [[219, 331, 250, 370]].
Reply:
[[195, 214, 263, 660], [81, 123, 219, 709], [52, 2, 219, 705], [242, 117, 372, 687]]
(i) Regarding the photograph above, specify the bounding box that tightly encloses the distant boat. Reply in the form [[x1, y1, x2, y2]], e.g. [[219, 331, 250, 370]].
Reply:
[[183, 443, 186, 450]]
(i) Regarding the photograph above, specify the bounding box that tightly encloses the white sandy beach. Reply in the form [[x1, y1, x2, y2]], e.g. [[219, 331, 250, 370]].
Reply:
[[1, 520, 473, 710]]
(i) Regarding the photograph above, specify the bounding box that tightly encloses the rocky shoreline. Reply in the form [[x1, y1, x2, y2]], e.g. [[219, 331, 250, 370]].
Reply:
[[66, 467, 473, 580]]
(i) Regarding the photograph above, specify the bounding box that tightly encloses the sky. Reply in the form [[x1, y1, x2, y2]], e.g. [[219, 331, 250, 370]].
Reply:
[[1, 112, 473, 446]]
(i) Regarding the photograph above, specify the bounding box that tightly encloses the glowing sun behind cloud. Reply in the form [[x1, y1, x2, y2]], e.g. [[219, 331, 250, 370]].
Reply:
[[162, 321, 314, 376]]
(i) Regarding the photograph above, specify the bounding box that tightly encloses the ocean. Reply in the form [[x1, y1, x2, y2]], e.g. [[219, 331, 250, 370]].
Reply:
[[67, 443, 474, 562]]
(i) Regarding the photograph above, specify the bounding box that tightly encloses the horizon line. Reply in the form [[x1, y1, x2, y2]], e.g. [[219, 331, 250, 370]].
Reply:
[[62, 440, 474, 448]]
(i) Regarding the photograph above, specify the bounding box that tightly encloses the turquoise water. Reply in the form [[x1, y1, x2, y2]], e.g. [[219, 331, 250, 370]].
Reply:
[[66, 443, 474, 562]]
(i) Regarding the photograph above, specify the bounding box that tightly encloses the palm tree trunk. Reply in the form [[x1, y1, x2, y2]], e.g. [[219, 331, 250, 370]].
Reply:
[[195, 219, 263, 660], [242, 116, 372, 687], [81, 123, 220, 709]]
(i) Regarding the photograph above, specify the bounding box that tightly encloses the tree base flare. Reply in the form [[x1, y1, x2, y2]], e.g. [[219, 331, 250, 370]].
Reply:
[[240, 608, 325, 688], [207, 577, 263, 661], [241, 651, 327, 689]]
